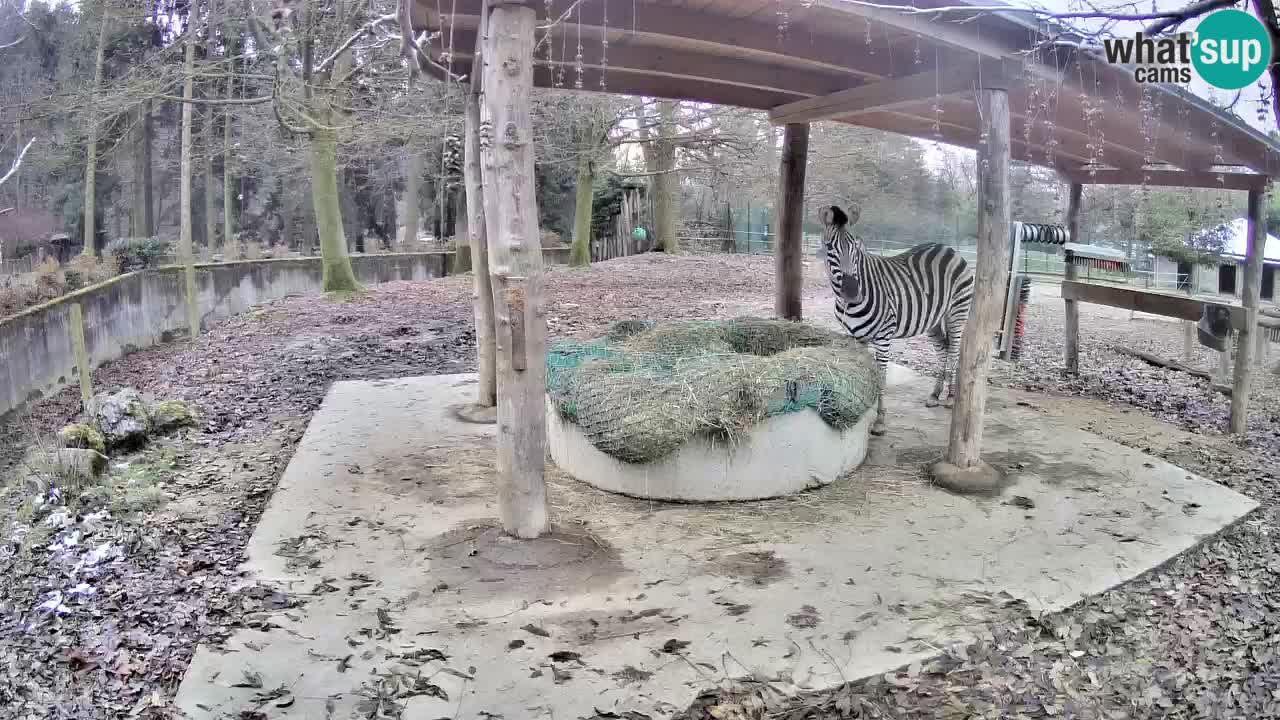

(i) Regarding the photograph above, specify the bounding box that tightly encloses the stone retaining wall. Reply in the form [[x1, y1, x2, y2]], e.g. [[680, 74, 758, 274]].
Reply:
[[0, 250, 570, 416]]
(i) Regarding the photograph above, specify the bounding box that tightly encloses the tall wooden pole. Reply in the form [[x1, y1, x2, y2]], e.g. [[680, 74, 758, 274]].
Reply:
[[1229, 184, 1269, 435], [775, 122, 809, 321], [943, 87, 1010, 473], [1063, 183, 1083, 374], [480, 1, 549, 538], [465, 8, 496, 408]]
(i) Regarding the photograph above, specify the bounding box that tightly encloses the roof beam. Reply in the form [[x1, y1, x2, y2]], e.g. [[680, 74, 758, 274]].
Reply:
[[422, 0, 912, 81], [445, 32, 858, 99], [1059, 167, 1271, 191], [768, 58, 1020, 126]]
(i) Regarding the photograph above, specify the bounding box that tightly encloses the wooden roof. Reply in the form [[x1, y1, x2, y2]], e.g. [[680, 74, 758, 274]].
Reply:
[[412, 0, 1280, 186]]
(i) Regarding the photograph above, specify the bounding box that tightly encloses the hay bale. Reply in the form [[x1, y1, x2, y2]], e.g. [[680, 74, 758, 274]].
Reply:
[[547, 317, 881, 464]]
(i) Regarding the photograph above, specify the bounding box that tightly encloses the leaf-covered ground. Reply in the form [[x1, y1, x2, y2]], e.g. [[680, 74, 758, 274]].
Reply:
[[2, 253, 1279, 719]]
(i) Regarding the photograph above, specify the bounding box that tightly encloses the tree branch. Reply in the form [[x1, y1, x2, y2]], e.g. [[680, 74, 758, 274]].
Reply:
[[1145, 0, 1241, 34], [0, 137, 34, 187], [0, 34, 23, 51], [315, 13, 398, 74], [156, 93, 275, 106]]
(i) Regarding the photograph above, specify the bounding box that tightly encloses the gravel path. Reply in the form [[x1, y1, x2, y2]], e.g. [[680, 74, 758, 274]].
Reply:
[[3, 253, 1279, 719]]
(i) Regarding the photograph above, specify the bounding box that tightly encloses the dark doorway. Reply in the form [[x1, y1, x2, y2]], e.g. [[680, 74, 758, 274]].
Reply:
[[1263, 266, 1275, 301], [1176, 261, 1193, 291], [1219, 264, 1237, 295]]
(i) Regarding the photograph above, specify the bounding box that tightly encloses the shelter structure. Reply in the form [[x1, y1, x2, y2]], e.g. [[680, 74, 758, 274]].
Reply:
[[408, 0, 1280, 536]]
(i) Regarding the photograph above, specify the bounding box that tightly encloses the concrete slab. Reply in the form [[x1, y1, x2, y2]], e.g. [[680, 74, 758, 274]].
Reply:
[[176, 367, 1257, 720]]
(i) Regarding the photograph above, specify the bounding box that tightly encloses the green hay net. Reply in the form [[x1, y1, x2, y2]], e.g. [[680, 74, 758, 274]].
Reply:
[[546, 317, 883, 464]]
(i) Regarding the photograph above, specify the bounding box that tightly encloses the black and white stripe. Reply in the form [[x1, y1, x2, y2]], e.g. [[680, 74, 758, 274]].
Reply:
[[820, 205, 975, 432]]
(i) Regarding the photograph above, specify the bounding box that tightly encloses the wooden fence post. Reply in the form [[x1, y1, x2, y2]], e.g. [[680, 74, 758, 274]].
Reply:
[[1063, 183, 1083, 374], [479, 0, 549, 538], [932, 85, 1010, 493], [69, 303, 93, 412], [775, 122, 809, 321], [1229, 185, 1268, 434]]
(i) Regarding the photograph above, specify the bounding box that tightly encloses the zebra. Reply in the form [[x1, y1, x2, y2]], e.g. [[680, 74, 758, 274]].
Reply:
[[820, 205, 975, 436]]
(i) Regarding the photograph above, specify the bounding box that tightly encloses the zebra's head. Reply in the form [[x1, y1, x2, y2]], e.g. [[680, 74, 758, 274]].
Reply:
[[820, 205, 865, 305]]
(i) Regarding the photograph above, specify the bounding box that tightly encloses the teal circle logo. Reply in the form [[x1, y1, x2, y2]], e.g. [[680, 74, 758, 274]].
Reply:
[[1192, 9, 1272, 90]]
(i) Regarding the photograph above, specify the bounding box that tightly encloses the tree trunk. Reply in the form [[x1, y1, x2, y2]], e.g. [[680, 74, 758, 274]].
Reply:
[[653, 101, 678, 253], [179, 34, 200, 338], [131, 105, 148, 237], [204, 109, 217, 253], [775, 123, 808, 321], [83, 7, 110, 256], [223, 73, 235, 258], [763, 119, 778, 249], [401, 150, 423, 248], [944, 87, 1011, 471], [570, 156, 594, 266], [465, 85, 496, 407], [480, 2, 548, 538], [311, 130, 360, 292]]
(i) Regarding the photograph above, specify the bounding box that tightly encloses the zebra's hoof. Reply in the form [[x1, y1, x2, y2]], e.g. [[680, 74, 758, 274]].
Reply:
[[870, 422, 887, 436], [924, 396, 941, 408]]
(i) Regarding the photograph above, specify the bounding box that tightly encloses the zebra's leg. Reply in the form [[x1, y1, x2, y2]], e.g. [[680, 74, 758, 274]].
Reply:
[[942, 313, 966, 408], [871, 340, 889, 436], [925, 324, 949, 407]]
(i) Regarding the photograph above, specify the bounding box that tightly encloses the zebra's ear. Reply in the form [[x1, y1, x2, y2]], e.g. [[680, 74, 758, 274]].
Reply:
[[821, 206, 849, 228]]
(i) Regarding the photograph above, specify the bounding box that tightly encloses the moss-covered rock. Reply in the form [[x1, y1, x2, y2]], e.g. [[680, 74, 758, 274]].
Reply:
[[89, 388, 151, 449], [151, 399, 197, 433], [58, 424, 106, 453]]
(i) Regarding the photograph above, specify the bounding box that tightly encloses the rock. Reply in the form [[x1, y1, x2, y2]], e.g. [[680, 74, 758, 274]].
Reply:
[[89, 388, 151, 449], [23, 448, 109, 483], [58, 424, 106, 453], [151, 399, 197, 433]]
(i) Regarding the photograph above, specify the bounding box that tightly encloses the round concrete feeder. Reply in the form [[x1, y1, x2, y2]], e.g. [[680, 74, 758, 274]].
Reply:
[[545, 397, 876, 502]]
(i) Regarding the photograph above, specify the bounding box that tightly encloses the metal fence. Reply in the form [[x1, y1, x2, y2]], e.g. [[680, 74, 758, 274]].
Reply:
[[0, 254, 41, 277]]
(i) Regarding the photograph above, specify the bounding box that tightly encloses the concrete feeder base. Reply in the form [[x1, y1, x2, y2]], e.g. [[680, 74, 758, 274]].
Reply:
[[545, 396, 876, 501]]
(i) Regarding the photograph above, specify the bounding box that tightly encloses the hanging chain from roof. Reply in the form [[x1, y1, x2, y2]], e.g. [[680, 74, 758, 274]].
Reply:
[[1091, 65, 1105, 175], [556, 2, 567, 87], [600, 0, 608, 90], [1043, 52, 1061, 216], [932, 46, 944, 138], [776, 0, 790, 44], [1138, 83, 1154, 219], [865, 18, 874, 55], [913, 34, 922, 66], [543, 0, 554, 75], [574, 2, 584, 89]]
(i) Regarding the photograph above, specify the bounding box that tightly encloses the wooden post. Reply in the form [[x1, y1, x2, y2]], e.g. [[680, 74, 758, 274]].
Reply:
[[942, 87, 1011, 473], [69, 303, 92, 412], [464, 21, 497, 409], [775, 122, 809, 321], [479, 1, 549, 538], [1063, 183, 1083, 374], [1229, 185, 1268, 434]]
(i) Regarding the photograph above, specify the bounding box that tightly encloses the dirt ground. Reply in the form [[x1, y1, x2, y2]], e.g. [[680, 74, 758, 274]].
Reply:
[[3, 252, 1279, 719]]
